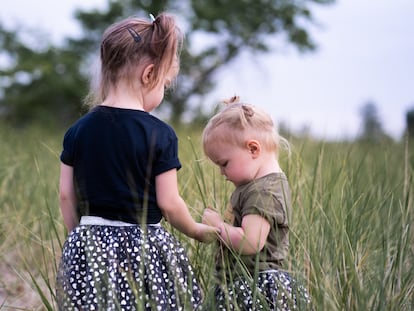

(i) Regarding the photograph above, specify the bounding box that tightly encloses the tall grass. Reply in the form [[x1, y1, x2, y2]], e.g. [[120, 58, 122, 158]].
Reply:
[[285, 138, 414, 310], [0, 124, 63, 310], [0, 124, 413, 310]]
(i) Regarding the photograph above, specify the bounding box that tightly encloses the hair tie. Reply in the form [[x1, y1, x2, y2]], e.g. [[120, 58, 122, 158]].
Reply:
[[223, 95, 240, 105], [149, 13, 156, 23]]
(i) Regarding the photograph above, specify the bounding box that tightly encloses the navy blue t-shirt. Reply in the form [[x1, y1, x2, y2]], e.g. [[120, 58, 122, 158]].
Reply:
[[60, 106, 181, 224]]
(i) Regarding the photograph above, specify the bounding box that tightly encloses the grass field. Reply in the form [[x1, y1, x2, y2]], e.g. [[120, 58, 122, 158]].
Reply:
[[0, 123, 413, 310]]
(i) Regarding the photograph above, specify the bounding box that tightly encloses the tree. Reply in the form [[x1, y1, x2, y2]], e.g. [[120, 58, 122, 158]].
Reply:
[[406, 107, 414, 139], [0, 23, 88, 126], [357, 101, 390, 143], [0, 0, 335, 126]]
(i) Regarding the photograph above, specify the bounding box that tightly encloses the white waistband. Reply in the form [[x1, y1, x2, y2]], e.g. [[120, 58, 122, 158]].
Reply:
[[79, 216, 160, 227]]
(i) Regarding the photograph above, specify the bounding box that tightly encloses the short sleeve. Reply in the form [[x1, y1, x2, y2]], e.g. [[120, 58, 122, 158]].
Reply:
[[60, 126, 76, 166], [241, 189, 286, 227], [152, 128, 182, 176]]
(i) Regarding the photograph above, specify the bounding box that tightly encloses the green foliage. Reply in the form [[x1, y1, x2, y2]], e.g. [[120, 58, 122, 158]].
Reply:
[[0, 23, 88, 127], [1, 124, 413, 309], [0, 0, 334, 125]]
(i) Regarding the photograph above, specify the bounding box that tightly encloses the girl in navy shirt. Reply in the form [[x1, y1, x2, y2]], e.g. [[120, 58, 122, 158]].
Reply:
[[56, 13, 218, 310]]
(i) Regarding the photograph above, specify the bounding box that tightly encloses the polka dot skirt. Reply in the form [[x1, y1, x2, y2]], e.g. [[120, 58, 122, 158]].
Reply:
[[206, 270, 311, 310], [56, 225, 202, 310]]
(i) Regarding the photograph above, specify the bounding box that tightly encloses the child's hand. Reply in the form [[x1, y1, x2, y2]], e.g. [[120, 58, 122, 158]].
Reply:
[[194, 223, 220, 243], [202, 208, 223, 228]]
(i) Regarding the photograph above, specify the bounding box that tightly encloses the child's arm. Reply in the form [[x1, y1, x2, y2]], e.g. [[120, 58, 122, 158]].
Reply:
[[59, 163, 79, 231], [202, 208, 270, 255], [156, 169, 219, 243]]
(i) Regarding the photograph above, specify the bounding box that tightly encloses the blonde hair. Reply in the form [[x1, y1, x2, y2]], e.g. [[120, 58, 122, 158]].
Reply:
[[86, 13, 183, 107], [202, 96, 289, 157]]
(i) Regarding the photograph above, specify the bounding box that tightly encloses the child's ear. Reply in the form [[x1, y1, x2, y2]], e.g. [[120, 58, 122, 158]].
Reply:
[[141, 64, 154, 85], [246, 140, 261, 158]]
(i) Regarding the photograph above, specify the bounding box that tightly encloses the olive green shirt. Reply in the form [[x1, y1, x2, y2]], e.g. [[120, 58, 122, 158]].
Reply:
[[217, 172, 291, 279]]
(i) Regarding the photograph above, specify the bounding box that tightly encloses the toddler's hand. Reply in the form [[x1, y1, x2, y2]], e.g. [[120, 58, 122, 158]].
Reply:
[[202, 208, 223, 228]]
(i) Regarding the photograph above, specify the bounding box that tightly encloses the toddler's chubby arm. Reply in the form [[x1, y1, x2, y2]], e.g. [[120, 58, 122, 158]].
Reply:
[[202, 208, 270, 255], [156, 169, 219, 243]]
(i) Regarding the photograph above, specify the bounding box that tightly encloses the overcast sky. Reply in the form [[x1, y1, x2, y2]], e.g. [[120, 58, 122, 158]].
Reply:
[[1, 0, 413, 140]]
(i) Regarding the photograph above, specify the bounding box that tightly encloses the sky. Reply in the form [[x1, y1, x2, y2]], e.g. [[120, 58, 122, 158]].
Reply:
[[1, 0, 413, 140]]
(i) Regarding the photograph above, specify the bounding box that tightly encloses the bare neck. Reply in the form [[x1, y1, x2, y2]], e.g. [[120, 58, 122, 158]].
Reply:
[[255, 153, 282, 179], [101, 84, 145, 110]]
